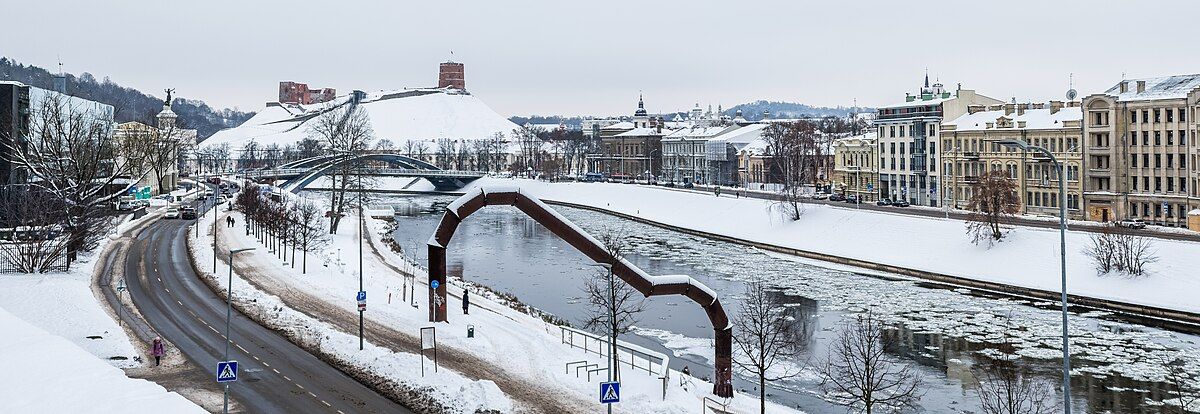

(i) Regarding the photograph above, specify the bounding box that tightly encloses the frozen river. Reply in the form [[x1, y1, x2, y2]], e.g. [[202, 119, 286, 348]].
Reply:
[[387, 195, 1200, 413]]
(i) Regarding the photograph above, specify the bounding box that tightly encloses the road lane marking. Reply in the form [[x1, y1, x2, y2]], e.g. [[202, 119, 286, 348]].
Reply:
[[321, 400, 331, 407], [176, 300, 183, 306], [252, 355, 260, 361], [307, 391, 317, 398], [164, 288, 170, 293], [261, 361, 269, 367], [271, 368, 280, 374], [236, 344, 248, 353], [283, 375, 292, 381]]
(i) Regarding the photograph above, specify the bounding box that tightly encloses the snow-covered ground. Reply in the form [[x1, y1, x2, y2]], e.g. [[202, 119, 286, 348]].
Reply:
[[458, 178, 1200, 315], [201, 197, 797, 413], [0, 210, 205, 412], [0, 305, 205, 413]]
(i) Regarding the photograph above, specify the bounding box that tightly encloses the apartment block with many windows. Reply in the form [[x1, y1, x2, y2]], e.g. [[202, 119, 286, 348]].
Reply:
[[940, 101, 1084, 219], [1081, 75, 1200, 228]]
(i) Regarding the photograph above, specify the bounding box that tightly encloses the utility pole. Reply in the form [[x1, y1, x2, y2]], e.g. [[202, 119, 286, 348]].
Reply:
[[358, 168, 365, 351], [224, 247, 255, 414]]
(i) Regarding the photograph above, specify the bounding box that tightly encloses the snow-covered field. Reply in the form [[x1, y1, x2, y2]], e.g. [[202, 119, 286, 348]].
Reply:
[[460, 178, 1200, 315], [0, 211, 205, 413], [200, 197, 797, 413]]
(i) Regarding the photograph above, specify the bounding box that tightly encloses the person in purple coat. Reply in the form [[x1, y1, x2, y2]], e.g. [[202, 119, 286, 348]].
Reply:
[[151, 337, 165, 366]]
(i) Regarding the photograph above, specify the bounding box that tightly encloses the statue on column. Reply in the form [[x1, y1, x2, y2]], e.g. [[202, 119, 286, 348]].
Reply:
[[164, 88, 175, 106]]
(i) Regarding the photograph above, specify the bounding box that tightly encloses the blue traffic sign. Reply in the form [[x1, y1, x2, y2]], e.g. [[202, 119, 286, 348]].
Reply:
[[216, 360, 238, 383], [430, 280, 440, 290], [599, 381, 620, 404], [356, 291, 367, 302]]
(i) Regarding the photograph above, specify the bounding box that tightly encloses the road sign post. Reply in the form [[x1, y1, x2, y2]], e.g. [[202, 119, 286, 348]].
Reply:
[[600, 381, 620, 404], [420, 326, 437, 376], [357, 290, 366, 311], [217, 360, 238, 383]]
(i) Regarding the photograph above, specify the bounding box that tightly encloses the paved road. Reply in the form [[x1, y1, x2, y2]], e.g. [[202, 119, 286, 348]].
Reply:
[[120, 201, 410, 414], [661, 183, 1200, 242]]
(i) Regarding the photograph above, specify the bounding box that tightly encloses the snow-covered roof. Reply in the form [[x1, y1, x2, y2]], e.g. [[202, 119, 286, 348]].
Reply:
[[833, 131, 878, 145], [662, 125, 730, 141], [943, 106, 1081, 132], [708, 123, 768, 145], [601, 121, 635, 130], [200, 88, 519, 151], [613, 127, 670, 138], [879, 95, 954, 109], [1102, 74, 1200, 101]]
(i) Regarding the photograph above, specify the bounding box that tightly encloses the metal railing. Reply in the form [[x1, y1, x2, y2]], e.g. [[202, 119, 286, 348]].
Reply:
[[243, 167, 485, 179], [560, 326, 671, 399]]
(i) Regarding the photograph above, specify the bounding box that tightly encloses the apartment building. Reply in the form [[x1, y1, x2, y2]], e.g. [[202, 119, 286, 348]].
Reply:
[[941, 102, 1084, 219], [874, 77, 1002, 206], [1081, 75, 1200, 227], [832, 132, 879, 202]]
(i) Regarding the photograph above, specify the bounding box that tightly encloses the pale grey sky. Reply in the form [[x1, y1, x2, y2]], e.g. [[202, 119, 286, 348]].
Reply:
[[5, 1, 1199, 117]]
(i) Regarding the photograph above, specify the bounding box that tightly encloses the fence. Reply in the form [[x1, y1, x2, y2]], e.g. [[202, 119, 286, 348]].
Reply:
[[560, 325, 671, 399], [0, 243, 69, 273]]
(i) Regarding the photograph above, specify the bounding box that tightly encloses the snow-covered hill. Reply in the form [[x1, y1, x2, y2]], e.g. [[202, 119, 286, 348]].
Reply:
[[200, 88, 519, 151]]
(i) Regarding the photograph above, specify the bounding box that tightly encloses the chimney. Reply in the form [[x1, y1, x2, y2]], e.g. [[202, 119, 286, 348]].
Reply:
[[1136, 80, 1146, 93], [1049, 100, 1064, 114], [1017, 121, 1027, 128], [1004, 103, 1015, 116], [967, 104, 986, 115], [1016, 104, 1026, 116], [1119, 81, 1129, 93]]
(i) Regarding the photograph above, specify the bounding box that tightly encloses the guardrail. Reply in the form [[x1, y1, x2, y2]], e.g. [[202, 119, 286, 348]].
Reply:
[[560, 325, 671, 399], [243, 167, 486, 179]]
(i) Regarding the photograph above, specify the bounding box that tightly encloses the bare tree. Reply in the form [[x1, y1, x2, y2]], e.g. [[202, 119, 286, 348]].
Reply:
[[1085, 223, 1158, 276], [820, 310, 924, 414], [306, 103, 374, 233], [0, 189, 69, 272], [733, 279, 807, 414], [1154, 352, 1200, 414], [581, 229, 645, 382], [762, 121, 824, 220], [295, 137, 325, 159], [374, 138, 395, 152], [291, 198, 328, 274], [965, 170, 1020, 245], [210, 143, 232, 173], [3, 92, 152, 262], [974, 317, 1055, 414]]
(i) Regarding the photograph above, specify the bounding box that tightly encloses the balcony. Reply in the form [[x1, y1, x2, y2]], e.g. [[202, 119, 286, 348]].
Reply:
[[962, 151, 980, 160], [963, 175, 980, 184]]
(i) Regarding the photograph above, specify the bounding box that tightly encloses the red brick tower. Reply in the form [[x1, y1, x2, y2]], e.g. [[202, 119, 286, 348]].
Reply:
[[438, 62, 465, 90]]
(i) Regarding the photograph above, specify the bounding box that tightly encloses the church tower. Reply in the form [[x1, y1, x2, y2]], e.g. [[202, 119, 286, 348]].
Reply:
[[633, 94, 649, 128]]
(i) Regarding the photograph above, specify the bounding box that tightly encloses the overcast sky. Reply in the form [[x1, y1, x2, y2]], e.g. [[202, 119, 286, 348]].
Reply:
[[5, 1, 1200, 117]]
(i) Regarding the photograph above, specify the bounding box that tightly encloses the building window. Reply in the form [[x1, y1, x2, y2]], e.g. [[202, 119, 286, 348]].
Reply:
[[1155, 154, 1162, 168], [1167, 108, 1175, 122], [1130, 110, 1137, 124], [1155, 177, 1162, 191], [1154, 109, 1161, 123], [1143, 153, 1150, 167], [1142, 110, 1149, 123], [889, 126, 895, 138], [1143, 131, 1149, 146], [1132, 177, 1138, 190], [1168, 154, 1174, 168], [1181, 130, 1188, 145], [1131, 154, 1138, 167], [1131, 203, 1139, 216]]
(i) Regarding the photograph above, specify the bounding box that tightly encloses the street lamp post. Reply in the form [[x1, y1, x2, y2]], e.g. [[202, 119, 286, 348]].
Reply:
[[224, 247, 256, 414], [997, 138, 1070, 413]]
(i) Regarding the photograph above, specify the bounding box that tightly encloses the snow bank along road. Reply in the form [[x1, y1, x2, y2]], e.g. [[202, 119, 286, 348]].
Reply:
[[117, 214, 409, 413]]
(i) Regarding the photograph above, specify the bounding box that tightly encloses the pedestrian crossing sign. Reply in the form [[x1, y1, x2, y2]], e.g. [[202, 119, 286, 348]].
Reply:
[[217, 360, 238, 383], [599, 381, 620, 404]]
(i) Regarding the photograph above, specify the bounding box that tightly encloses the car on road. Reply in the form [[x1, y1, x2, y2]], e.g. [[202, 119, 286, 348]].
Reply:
[[829, 193, 847, 202], [877, 198, 892, 206], [845, 195, 860, 204], [163, 208, 181, 219], [890, 199, 911, 207], [812, 193, 830, 200], [180, 207, 197, 220], [1117, 218, 1146, 229]]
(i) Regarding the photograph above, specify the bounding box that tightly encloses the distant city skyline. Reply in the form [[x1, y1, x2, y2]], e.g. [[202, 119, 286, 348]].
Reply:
[[5, 1, 1200, 117]]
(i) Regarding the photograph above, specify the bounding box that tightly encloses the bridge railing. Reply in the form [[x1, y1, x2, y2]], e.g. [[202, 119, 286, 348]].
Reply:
[[243, 167, 486, 178]]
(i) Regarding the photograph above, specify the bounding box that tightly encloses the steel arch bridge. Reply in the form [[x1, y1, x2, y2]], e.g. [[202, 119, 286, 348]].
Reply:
[[243, 153, 485, 193]]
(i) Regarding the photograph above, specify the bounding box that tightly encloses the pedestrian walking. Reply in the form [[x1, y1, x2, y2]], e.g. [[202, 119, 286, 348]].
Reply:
[[151, 337, 165, 366], [462, 290, 470, 315]]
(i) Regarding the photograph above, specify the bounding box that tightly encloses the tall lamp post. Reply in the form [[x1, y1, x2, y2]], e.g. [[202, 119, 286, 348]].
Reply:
[[997, 138, 1070, 412], [224, 247, 256, 414]]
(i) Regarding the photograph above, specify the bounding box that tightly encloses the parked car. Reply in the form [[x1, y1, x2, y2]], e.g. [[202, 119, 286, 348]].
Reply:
[[180, 207, 197, 220], [812, 193, 830, 200], [828, 193, 847, 202], [1117, 218, 1146, 229], [683, 182, 695, 189], [890, 199, 911, 207], [845, 195, 860, 204], [163, 208, 181, 219]]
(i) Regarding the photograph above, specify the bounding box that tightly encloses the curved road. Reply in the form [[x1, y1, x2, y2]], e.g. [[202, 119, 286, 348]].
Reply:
[[119, 203, 410, 413]]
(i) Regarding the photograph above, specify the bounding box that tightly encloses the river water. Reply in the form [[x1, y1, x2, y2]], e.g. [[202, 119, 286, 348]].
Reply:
[[386, 195, 1200, 413]]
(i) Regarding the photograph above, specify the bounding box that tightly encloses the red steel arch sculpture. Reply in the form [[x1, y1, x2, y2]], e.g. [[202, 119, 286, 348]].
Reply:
[[427, 186, 734, 397]]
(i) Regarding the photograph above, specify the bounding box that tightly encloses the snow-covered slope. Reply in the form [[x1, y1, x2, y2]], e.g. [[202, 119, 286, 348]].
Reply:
[[200, 89, 519, 151], [0, 306, 204, 413]]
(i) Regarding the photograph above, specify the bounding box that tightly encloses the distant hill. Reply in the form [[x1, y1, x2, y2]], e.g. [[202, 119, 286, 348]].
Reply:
[[724, 100, 870, 121], [0, 57, 254, 141], [511, 100, 871, 126]]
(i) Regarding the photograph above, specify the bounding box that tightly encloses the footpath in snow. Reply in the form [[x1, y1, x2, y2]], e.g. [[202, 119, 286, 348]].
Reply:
[[456, 178, 1200, 317], [201, 197, 796, 413]]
